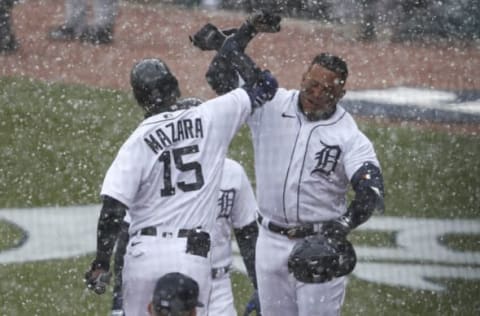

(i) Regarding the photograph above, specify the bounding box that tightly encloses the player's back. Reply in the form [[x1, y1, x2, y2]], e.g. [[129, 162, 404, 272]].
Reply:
[[101, 89, 252, 234]]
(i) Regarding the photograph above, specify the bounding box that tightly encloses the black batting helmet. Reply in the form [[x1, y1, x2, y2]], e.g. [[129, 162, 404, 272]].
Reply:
[[152, 272, 204, 315], [287, 234, 357, 283], [130, 58, 181, 114]]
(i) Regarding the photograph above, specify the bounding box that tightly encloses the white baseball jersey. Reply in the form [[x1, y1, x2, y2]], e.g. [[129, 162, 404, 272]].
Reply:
[[120, 158, 258, 268], [248, 87, 380, 316], [208, 158, 258, 316], [247, 88, 380, 226], [119, 158, 257, 316], [211, 158, 258, 269], [102, 88, 251, 316], [101, 88, 251, 234]]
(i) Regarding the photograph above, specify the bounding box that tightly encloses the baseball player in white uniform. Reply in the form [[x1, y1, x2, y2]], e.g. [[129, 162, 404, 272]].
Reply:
[[83, 54, 277, 316], [108, 146, 260, 316], [203, 43, 385, 314], [247, 53, 385, 316], [208, 158, 259, 316]]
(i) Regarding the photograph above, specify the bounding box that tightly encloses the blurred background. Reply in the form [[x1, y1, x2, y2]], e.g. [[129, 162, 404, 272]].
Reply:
[[145, 0, 480, 42]]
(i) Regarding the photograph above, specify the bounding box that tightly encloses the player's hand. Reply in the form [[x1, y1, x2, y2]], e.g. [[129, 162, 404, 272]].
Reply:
[[84, 260, 111, 295], [190, 23, 228, 51], [246, 10, 281, 33], [247, 70, 278, 109], [321, 217, 351, 240], [243, 290, 261, 316]]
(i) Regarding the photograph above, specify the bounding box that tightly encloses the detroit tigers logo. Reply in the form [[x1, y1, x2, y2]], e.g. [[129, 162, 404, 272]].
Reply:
[[311, 141, 341, 176], [217, 189, 236, 219]]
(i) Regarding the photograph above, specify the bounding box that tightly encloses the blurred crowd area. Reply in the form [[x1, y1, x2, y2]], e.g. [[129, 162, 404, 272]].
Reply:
[[137, 0, 480, 42]]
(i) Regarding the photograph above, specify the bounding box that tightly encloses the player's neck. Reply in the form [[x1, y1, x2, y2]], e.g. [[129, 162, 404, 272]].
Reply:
[[297, 99, 336, 121]]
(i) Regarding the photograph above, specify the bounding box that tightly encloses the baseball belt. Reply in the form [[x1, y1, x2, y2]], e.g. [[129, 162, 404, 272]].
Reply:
[[135, 226, 211, 258], [257, 214, 318, 239], [211, 265, 231, 279], [136, 226, 193, 238]]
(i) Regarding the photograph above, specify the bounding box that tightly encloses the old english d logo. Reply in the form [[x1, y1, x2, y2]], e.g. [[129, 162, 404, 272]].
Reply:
[[311, 141, 341, 176], [217, 189, 235, 219]]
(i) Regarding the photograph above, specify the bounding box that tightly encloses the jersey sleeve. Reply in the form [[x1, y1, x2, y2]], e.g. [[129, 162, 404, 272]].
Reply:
[[230, 163, 258, 229], [343, 131, 380, 181], [246, 87, 287, 135], [201, 88, 252, 144], [100, 136, 145, 209]]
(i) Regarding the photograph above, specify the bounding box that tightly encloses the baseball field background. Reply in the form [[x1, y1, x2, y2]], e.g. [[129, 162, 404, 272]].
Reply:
[[1, 0, 479, 315]]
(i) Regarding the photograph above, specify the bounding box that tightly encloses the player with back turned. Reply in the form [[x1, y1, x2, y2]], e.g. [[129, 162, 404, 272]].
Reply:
[[104, 11, 284, 315], [83, 27, 278, 315], [110, 156, 260, 316], [196, 14, 385, 315]]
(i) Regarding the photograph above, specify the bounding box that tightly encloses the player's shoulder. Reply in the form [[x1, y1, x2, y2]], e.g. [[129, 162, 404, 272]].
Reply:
[[261, 88, 298, 114], [272, 87, 296, 102], [203, 88, 249, 107], [222, 158, 248, 184], [327, 105, 357, 128], [223, 158, 244, 174]]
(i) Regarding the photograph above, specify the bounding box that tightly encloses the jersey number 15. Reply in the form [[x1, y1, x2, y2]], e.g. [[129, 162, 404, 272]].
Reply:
[[158, 145, 204, 196]]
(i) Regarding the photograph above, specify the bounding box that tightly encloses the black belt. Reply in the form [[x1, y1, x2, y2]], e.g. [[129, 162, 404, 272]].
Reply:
[[136, 226, 211, 258], [138, 226, 191, 238], [257, 214, 316, 239], [211, 265, 231, 279]]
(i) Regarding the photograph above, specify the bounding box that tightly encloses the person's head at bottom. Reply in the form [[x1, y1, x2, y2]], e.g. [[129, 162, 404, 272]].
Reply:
[[148, 272, 204, 316]]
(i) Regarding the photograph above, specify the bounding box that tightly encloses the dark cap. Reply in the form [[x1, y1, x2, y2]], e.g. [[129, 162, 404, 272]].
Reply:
[[152, 272, 204, 313]]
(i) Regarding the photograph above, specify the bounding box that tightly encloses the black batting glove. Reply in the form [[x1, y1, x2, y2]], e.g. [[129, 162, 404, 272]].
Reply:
[[246, 9, 282, 33], [244, 70, 278, 109], [190, 23, 232, 51], [321, 216, 352, 240], [84, 259, 111, 295]]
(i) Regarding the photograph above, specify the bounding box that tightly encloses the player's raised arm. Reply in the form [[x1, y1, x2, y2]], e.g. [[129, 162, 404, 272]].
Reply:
[[190, 10, 282, 96], [205, 27, 279, 112]]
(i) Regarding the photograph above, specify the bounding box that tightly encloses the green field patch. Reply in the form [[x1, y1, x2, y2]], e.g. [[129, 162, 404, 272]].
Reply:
[[0, 76, 141, 208], [1, 77, 480, 315], [345, 276, 480, 316], [0, 220, 25, 251], [358, 122, 480, 219], [0, 255, 111, 316], [440, 233, 480, 252], [350, 230, 396, 248]]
